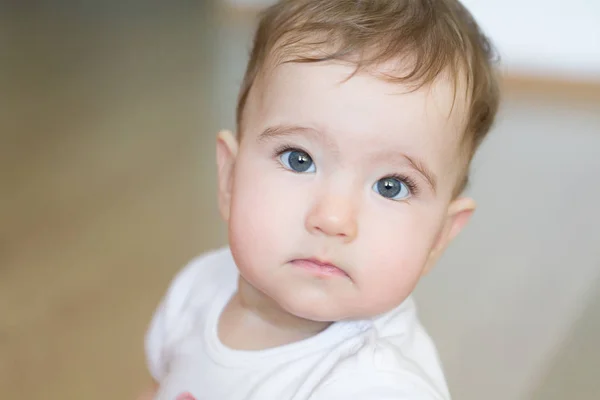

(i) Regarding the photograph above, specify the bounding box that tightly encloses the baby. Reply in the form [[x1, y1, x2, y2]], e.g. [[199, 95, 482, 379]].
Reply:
[[143, 0, 500, 399]]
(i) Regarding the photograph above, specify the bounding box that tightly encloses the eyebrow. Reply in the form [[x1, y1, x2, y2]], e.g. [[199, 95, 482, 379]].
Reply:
[[404, 154, 438, 193], [258, 124, 311, 141], [258, 124, 339, 154]]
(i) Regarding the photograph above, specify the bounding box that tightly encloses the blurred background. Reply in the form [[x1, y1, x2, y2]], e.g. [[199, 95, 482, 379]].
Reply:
[[1, 1, 598, 399]]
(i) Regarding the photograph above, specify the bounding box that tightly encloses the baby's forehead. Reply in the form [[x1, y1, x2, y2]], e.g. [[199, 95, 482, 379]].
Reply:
[[252, 59, 468, 138]]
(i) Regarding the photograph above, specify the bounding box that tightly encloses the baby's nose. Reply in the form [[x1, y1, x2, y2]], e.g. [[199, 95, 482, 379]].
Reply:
[[305, 194, 358, 242]]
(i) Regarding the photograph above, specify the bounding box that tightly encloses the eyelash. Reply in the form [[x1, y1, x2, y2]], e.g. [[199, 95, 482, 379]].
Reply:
[[272, 144, 420, 196], [273, 144, 304, 158]]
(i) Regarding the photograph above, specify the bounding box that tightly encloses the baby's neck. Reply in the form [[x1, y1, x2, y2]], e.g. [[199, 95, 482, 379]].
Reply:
[[217, 276, 332, 351]]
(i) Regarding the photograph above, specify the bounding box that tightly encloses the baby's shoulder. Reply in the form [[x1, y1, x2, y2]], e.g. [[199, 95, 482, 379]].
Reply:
[[149, 246, 237, 341], [145, 246, 236, 380], [164, 246, 236, 302], [315, 300, 450, 399], [312, 362, 448, 400]]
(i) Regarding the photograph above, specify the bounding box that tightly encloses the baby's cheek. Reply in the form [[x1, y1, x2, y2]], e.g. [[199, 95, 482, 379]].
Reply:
[[228, 189, 284, 277], [371, 258, 420, 301], [358, 227, 432, 307]]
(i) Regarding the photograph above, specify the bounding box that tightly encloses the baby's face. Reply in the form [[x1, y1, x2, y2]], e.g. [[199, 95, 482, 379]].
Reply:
[[218, 61, 474, 321]]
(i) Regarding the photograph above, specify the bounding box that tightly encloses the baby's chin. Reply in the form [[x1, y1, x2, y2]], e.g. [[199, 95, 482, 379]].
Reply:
[[281, 286, 418, 324], [272, 289, 383, 323]]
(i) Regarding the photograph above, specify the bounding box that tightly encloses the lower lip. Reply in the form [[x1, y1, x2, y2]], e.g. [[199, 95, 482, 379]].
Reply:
[[291, 259, 348, 277]]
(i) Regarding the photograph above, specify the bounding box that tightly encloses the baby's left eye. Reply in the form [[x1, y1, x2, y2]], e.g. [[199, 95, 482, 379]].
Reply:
[[373, 177, 411, 200]]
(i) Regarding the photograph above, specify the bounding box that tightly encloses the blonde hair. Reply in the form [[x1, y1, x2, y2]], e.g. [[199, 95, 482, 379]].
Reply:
[[236, 0, 500, 194]]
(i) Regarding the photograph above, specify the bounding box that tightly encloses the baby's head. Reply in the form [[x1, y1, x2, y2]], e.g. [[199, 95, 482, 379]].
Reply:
[[216, 0, 499, 322]]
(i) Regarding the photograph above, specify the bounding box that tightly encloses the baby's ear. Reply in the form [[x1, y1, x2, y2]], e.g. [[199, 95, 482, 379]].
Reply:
[[422, 197, 476, 275], [216, 130, 239, 221]]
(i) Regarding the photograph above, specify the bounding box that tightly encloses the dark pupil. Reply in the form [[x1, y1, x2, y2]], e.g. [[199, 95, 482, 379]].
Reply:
[[378, 178, 401, 198], [289, 151, 312, 172]]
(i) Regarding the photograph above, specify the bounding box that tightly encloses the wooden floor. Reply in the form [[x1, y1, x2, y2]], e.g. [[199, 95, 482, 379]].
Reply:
[[1, 5, 227, 399]]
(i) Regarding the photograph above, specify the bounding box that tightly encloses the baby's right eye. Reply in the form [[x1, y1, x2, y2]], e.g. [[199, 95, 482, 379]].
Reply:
[[279, 149, 316, 173]]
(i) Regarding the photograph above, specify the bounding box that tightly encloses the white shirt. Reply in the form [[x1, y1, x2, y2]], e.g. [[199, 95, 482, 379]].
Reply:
[[146, 247, 451, 400]]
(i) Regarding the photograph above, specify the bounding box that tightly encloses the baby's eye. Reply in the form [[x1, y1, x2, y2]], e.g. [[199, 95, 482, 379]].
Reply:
[[279, 149, 316, 173], [373, 177, 411, 200]]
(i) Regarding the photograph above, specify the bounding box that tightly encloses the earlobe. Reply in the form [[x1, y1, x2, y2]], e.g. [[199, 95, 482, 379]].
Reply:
[[216, 130, 239, 221], [422, 197, 476, 275]]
